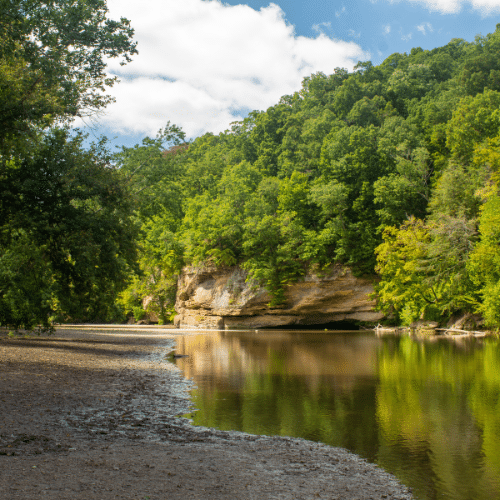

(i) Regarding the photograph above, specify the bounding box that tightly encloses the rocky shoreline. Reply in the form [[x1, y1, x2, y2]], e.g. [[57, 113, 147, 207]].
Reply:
[[0, 328, 413, 499]]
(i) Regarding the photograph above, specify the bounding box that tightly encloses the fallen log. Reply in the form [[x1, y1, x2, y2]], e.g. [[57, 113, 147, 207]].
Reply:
[[436, 328, 489, 337]]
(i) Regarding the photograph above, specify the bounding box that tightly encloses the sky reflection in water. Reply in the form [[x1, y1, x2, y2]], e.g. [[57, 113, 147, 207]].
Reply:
[[173, 330, 500, 500]]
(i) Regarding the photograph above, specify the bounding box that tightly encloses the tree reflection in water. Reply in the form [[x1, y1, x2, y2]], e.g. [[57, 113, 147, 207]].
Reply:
[[173, 330, 500, 500]]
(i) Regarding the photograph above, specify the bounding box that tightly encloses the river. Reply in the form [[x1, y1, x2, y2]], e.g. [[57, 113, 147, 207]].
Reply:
[[172, 329, 500, 500]]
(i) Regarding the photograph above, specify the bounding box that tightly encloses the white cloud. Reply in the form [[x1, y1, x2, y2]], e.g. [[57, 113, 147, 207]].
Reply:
[[312, 21, 332, 33], [82, 0, 367, 139], [383, 24, 391, 35], [411, 0, 463, 12], [389, 0, 500, 14], [472, 0, 500, 12], [335, 6, 347, 17], [416, 22, 434, 34], [348, 29, 361, 38]]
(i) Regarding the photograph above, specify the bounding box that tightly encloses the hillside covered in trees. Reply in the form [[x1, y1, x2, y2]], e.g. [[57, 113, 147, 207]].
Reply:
[[2, 1, 500, 330], [118, 25, 500, 329]]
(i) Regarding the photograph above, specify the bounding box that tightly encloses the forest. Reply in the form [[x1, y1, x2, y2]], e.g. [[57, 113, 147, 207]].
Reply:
[[1, 0, 500, 331]]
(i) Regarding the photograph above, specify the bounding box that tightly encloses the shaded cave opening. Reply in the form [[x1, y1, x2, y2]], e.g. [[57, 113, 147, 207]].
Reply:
[[258, 320, 362, 331]]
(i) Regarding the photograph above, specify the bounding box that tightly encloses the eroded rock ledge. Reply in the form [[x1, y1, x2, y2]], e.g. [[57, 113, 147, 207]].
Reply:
[[174, 264, 383, 329]]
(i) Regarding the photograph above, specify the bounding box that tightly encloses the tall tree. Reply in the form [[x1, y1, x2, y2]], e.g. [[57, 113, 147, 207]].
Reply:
[[0, 0, 137, 151], [0, 130, 138, 329], [0, 0, 137, 330]]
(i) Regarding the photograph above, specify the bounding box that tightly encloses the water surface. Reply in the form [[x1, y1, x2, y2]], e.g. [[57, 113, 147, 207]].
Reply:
[[173, 330, 500, 500]]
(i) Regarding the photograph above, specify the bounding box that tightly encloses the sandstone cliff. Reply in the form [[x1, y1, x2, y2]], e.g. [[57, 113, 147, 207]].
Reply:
[[174, 265, 383, 329]]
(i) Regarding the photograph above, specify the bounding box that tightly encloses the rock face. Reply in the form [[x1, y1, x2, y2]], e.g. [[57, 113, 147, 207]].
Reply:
[[174, 265, 383, 329]]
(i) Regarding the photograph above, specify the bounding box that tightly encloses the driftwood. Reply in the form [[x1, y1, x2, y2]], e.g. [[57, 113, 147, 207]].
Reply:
[[374, 324, 410, 334], [375, 324, 493, 338], [436, 328, 489, 337]]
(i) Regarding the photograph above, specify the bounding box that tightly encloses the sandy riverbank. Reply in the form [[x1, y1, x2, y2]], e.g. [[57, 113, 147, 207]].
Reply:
[[0, 328, 413, 499]]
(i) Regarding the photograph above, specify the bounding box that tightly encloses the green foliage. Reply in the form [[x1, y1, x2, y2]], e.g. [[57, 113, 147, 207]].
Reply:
[[6, 17, 500, 325], [145, 24, 500, 319], [375, 217, 478, 325], [242, 213, 305, 307], [113, 125, 188, 323], [0, 129, 137, 328], [108, 23, 500, 325], [387, 63, 436, 115], [119, 215, 183, 324], [132, 306, 146, 322], [468, 190, 500, 328], [114, 123, 187, 220], [367, 25, 500, 326], [459, 26, 500, 95], [181, 161, 262, 265], [0, 230, 56, 331], [427, 163, 486, 219], [346, 95, 393, 127], [446, 90, 500, 163], [374, 118, 432, 225], [375, 218, 434, 324], [278, 172, 317, 227], [0, 0, 138, 329], [0, 0, 137, 151]]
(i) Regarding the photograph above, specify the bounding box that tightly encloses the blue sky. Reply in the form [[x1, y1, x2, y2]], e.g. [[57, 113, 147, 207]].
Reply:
[[78, 0, 500, 149], [223, 0, 493, 62]]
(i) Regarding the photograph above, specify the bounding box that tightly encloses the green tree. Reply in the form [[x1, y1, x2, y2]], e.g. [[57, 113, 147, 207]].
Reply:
[[0, 129, 137, 329], [459, 25, 500, 96], [0, 0, 137, 329], [0, 0, 137, 151], [181, 161, 262, 266], [374, 117, 431, 226], [319, 125, 393, 272], [467, 139, 500, 328], [375, 218, 437, 324], [113, 124, 188, 322], [346, 95, 393, 127], [242, 211, 307, 307], [114, 123, 187, 220], [445, 90, 500, 164], [375, 216, 477, 325], [427, 163, 486, 220], [119, 216, 183, 324]]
